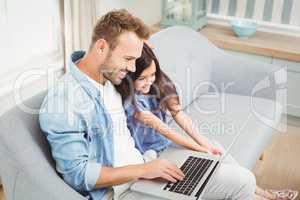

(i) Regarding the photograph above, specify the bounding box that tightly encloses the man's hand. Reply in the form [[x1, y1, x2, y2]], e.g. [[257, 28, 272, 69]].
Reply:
[[140, 159, 185, 183]]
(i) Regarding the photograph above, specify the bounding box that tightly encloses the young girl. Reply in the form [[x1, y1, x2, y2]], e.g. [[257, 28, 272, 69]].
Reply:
[[116, 42, 298, 200], [116, 42, 222, 156]]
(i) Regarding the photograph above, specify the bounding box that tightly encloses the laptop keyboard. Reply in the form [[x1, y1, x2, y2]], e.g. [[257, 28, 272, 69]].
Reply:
[[163, 156, 213, 196]]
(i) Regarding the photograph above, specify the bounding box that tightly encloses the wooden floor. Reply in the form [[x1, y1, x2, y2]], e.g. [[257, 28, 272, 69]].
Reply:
[[253, 123, 300, 199], [0, 121, 299, 200], [0, 186, 4, 200]]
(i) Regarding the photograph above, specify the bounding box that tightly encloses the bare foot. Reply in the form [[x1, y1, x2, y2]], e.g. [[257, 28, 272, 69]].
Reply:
[[256, 189, 277, 199], [266, 189, 298, 200]]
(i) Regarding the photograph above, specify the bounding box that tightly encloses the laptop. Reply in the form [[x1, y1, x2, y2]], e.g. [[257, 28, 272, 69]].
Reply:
[[130, 115, 251, 200]]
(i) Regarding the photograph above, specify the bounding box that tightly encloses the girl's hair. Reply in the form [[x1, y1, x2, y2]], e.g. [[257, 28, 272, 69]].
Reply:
[[116, 42, 180, 113]]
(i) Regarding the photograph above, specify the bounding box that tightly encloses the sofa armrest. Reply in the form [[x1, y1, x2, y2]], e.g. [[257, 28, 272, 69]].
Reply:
[[14, 163, 86, 200], [210, 48, 286, 101]]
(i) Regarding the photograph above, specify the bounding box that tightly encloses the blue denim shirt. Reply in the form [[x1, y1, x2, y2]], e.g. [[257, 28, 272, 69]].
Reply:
[[124, 92, 172, 154], [39, 51, 114, 200]]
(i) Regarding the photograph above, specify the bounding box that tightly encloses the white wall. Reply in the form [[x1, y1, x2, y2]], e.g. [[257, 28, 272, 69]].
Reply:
[[121, 0, 162, 25], [0, 68, 64, 115], [98, 0, 162, 25], [0, 0, 162, 116], [97, 0, 121, 17], [0, 0, 63, 114]]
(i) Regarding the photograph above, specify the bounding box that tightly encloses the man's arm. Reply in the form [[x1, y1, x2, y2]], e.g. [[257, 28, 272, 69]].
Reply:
[[39, 90, 184, 192], [95, 159, 185, 189], [39, 91, 103, 193]]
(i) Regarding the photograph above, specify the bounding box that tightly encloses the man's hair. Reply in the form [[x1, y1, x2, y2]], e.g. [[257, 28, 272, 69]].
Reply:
[[91, 9, 150, 50]]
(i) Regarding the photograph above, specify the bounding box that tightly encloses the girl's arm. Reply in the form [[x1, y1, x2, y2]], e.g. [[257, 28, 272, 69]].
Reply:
[[170, 106, 222, 155], [134, 111, 211, 153]]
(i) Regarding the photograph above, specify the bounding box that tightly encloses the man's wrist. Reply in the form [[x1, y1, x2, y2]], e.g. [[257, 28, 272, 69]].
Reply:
[[131, 163, 146, 179]]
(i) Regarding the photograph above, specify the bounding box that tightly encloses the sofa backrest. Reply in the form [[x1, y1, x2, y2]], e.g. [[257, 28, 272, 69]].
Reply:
[[0, 90, 54, 199], [149, 26, 214, 108]]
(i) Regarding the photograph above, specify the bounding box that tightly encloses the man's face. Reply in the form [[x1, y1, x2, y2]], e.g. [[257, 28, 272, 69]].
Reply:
[[101, 32, 143, 85]]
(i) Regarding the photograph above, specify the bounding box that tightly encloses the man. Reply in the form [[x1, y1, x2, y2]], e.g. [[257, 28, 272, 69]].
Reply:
[[39, 10, 256, 200]]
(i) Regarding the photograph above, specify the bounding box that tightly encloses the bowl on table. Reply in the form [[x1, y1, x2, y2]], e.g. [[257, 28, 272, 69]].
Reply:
[[230, 20, 259, 39]]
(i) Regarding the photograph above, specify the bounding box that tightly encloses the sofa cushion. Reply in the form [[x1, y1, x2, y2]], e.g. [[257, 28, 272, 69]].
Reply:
[[169, 93, 281, 169]]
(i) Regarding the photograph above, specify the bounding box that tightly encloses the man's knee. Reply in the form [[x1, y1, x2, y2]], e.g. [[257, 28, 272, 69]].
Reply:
[[202, 164, 256, 200]]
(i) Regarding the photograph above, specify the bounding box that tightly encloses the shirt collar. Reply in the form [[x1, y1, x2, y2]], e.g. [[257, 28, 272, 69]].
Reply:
[[69, 50, 101, 100]]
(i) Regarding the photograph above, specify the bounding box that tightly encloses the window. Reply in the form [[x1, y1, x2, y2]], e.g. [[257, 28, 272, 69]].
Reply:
[[0, 0, 63, 95]]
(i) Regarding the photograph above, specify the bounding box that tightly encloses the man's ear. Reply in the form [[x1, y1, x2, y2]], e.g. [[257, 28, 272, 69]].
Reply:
[[95, 39, 107, 54]]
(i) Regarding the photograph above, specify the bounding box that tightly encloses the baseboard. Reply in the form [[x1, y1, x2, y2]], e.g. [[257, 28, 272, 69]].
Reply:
[[287, 104, 300, 118]]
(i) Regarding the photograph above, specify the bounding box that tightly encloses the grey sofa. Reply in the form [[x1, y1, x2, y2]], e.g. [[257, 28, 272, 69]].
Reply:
[[0, 91, 85, 200], [0, 26, 284, 199], [149, 26, 285, 169]]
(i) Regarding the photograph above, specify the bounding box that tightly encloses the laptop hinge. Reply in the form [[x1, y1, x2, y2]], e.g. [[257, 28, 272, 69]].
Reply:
[[195, 161, 220, 199]]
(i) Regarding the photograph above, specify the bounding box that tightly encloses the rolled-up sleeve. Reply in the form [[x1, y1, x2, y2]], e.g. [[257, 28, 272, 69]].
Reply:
[[85, 161, 102, 190], [39, 92, 102, 192]]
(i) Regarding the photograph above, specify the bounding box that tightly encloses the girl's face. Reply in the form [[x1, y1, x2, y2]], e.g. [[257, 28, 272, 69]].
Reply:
[[134, 60, 156, 94]]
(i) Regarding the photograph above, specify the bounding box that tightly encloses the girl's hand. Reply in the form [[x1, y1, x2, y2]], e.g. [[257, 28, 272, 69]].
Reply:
[[194, 145, 213, 154], [210, 146, 222, 155]]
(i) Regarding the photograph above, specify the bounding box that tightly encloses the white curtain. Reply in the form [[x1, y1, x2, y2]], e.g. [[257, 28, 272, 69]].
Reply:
[[62, 0, 100, 70]]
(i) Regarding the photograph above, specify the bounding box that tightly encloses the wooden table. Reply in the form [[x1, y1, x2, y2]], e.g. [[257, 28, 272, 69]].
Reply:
[[200, 24, 300, 62]]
